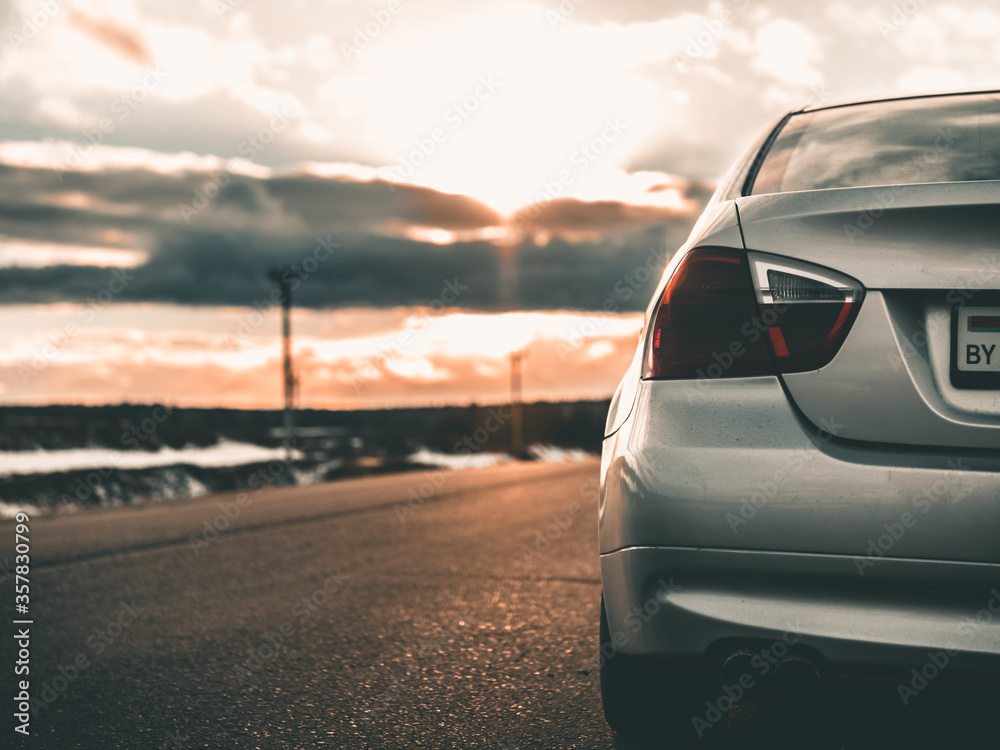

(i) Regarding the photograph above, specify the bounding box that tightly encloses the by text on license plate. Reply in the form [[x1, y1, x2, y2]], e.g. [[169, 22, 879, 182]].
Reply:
[[956, 307, 1000, 373]]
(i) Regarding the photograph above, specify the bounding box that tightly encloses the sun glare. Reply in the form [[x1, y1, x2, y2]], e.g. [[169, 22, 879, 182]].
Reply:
[[349, 4, 707, 214]]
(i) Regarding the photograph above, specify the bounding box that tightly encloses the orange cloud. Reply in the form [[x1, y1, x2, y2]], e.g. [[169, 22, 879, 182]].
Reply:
[[67, 9, 154, 68], [0, 306, 643, 409]]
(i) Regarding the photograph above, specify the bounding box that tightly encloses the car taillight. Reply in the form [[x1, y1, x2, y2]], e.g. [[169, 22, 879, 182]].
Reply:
[[643, 248, 864, 379], [644, 248, 772, 379], [747, 252, 864, 372]]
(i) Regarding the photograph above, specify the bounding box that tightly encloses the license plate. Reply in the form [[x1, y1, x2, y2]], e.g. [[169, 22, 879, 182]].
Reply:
[[953, 306, 1000, 388], [956, 307, 1000, 372]]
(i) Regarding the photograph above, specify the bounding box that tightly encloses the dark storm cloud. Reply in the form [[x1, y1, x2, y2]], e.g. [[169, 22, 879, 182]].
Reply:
[[0, 223, 685, 312], [0, 164, 701, 311], [511, 192, 708, 243], [518, 221, 692, 311], [0, 231, 499, 308], [133, 230, 503, 309], [258, 174, 505, 232], [0, 162, 506, 251]]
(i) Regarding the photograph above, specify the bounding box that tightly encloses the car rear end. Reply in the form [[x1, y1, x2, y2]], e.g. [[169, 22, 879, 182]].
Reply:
[[599, 92, 1000, 729]]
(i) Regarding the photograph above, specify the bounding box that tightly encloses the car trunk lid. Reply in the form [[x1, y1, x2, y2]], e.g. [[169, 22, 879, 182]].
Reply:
[[737, 182, 1000, 449]]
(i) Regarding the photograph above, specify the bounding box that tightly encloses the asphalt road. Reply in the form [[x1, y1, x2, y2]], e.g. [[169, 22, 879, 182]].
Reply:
[[2, 460, 994, 749], [4, 461, 615, 749]]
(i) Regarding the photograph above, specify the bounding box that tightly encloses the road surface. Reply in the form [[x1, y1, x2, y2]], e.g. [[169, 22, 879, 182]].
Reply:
[[5, 461, 616, 749], [2, 460, 992, 749]]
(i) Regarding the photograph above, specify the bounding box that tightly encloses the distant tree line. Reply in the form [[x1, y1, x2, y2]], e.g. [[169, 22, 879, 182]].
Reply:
[[0, 400, 610, 455]]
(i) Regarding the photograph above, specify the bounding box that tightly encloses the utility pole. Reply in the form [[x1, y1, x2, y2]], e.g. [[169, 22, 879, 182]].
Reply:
[[268, 269, 295, 460], [499, 238, 524, 458], [510, 350, 524, 459]]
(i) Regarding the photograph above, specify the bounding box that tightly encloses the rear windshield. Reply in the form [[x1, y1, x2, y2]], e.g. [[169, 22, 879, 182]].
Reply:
[[749, 92, 1000, 195]]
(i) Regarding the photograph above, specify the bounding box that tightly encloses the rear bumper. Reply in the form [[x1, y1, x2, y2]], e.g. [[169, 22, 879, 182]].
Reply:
[[600, 546, 1000, 681], [599, 376, 1000, 679]]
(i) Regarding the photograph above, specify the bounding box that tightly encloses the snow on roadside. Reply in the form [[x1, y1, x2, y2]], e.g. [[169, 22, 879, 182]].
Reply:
[[407, 444, 592, 470], [407, 448, 514, 470], [527, 444, 591, 462], [0, 501, 42, 520], [0, 441, 303, 478]]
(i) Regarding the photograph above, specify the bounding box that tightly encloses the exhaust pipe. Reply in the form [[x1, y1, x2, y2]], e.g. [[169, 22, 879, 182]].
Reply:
[[771, 654, 822, 700], [720, 649, 756, 686]]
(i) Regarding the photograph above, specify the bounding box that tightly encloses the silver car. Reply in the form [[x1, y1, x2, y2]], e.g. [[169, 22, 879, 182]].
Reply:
[[599, 90, 1000, 740]]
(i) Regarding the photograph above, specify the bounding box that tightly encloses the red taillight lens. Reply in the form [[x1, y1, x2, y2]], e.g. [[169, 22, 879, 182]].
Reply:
[[643, 248, 864, 379], [643, 248, 773, 379]]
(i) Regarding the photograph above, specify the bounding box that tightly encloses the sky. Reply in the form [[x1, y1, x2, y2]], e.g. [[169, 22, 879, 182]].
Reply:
[[1, 0, 999, 409]]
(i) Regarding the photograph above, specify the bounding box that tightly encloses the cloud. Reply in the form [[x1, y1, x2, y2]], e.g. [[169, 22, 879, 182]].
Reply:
[[3, 0, 1000, 193], [67, 8, 155, 67], [510, 193, 701, 245], [751, 19, 822, 88], [0, 304, 645, 408], [0, 149, 702, 311], [0, 239, 147, 268]]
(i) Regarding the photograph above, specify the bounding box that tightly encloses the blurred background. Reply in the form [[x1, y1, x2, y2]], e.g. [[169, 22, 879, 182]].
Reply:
[[3, 0, 1000, 513]]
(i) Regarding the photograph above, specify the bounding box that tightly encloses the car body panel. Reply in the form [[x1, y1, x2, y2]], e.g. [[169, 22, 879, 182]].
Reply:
[[600, 378, 1000, 561]]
